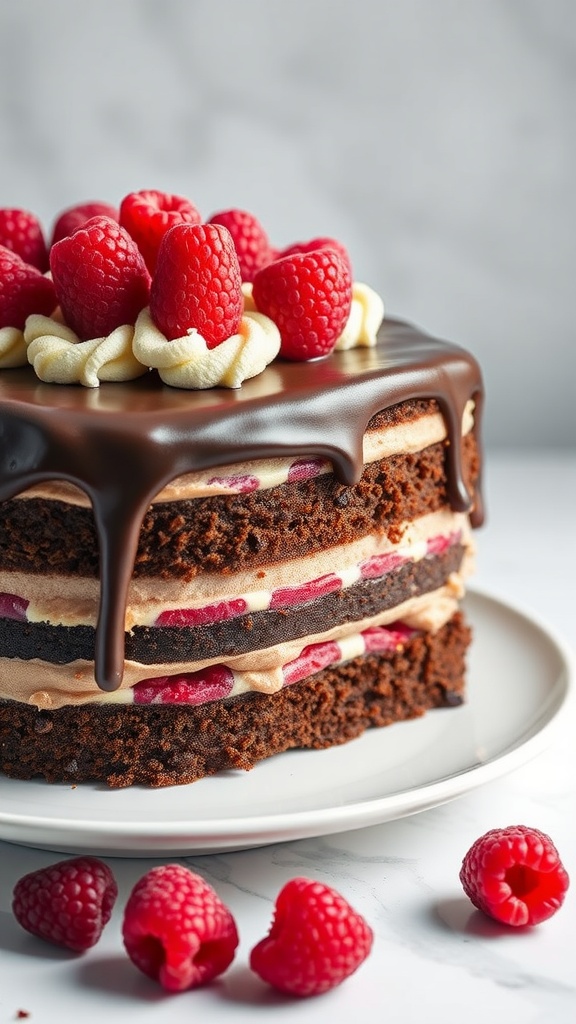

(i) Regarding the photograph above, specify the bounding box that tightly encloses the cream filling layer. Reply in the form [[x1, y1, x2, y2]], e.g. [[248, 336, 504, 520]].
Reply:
[[11, 402, 475, 507], [0, 580, 466, 710], [0, 510, 473, 628]]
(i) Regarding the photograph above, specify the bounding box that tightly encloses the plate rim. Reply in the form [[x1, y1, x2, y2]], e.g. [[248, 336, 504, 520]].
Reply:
[[1, 586, 573, 848]]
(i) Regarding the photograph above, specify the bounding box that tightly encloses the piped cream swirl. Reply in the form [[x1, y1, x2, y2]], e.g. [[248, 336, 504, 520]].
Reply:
[[0, 326, 27, 368], [334, 282, 385, 350], [132, 307, 281, 389], [24, 314, 148, 387]]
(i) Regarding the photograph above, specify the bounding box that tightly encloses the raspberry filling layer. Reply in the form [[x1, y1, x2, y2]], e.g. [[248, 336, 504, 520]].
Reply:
[[0, 530, 462, 630], [154, 531, 461, 628], [131, 622, 416, 707]]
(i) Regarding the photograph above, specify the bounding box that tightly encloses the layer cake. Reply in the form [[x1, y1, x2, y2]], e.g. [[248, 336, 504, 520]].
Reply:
[[0, 194, 484, 787], [0, 319, 483, 786]]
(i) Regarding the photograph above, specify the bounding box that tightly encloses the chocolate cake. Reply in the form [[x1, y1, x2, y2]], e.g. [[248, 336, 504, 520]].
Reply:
[[0, 193, 483, 787], [0, 319, 483, 787]]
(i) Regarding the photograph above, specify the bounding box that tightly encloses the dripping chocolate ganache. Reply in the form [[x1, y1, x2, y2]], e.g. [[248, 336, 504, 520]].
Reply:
[[0, 320, 483, 786]]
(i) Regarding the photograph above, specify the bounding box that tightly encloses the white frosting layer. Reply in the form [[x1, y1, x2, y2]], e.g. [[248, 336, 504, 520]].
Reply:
[[0, 581, 465, 709], [132, 307, 281, 389], [334, 282, 385, 350], [24, 314, 148, 386]]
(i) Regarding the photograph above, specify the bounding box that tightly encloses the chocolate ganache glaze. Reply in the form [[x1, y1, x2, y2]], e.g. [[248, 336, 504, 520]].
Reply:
[[0, 318, 484, 692]]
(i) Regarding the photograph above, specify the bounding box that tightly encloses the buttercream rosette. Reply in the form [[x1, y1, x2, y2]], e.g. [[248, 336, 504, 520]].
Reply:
[[0, 326, 27, 368], [24, 314, 148, 387], [132, 307, 281, 389]]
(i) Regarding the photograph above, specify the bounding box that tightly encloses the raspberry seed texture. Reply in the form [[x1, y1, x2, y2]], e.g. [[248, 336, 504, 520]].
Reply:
[[49, 215, 150, 340], [12, 856, 118, 952], [149, 222, 243, 347], [252, 248, 352, 360], [0, 208, 48, 271], [120, 189, 202, 273], [460, 825, 570, 926], [50, 201, 119, 247], [250, 876, 373, 997], [122, 864, 239, 992], [208, 207, 274, 282], [0, 245, 57, 330]]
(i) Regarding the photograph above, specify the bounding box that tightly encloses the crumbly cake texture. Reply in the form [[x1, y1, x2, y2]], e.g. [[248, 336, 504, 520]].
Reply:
[[0, 428, 478, 580], [0, 613, 470, 787]]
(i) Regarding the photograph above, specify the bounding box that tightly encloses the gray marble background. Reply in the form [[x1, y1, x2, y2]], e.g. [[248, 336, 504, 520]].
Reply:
[[1, 0, 575, 448]]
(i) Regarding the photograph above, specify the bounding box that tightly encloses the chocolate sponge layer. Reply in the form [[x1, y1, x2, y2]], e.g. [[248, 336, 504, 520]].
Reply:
[[0, 435, 479, 580], [0, 612, 471, 788]]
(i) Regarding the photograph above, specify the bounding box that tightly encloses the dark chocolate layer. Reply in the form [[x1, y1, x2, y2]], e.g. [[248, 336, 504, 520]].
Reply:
[[0, 612, 471, 787], [0, 545, 465, 664], [0, 320, 484, 690]]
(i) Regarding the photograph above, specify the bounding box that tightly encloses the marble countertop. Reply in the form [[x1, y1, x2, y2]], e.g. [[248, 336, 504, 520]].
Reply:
[[0, 451, 574, 1023]]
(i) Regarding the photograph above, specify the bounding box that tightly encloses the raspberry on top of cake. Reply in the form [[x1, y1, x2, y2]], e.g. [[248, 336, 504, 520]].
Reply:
[[1, 191, 384, 389]]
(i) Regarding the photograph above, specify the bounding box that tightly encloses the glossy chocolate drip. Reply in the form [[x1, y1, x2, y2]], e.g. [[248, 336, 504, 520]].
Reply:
[[0, 318, 484, 691]]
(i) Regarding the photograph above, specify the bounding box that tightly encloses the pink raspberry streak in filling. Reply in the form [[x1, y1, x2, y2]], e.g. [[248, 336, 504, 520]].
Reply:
[[282, 640, 342, 687], [270, 573, 343, 609], [206, 473, 259, 492], [133, 664, 234, 705], [426, 530, 461, 556], [359, 551, 405, 579], [156, 598, 248, 628], [0, 592, 29, 621], [287, 457, 326, 482], [362, 623, 415, 652]]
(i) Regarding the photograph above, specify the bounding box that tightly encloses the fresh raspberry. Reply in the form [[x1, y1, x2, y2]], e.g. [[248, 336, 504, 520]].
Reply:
[[207, 208, 274, 282], [460, 825, 570, 927], [12, 856, 117, 952], [50, 201, 119, 247], [277, 236, 352, 276], [252, 249, 352, 360], [119, 189, 202, 273], [250, 877, 373, 997], [49, 216, 150, 340], [122, 864, 239, 992], [0, 245, 57, 330], [149, 222, 243, 347], [0, 208, 48, 272]]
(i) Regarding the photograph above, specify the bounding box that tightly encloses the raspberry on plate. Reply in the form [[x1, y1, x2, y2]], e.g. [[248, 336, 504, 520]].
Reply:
[[149, 222, 243, 347], [50, 201, 119, 247], [0, 245, 57, 330], [252, 248, 352, 360], [49, 215, 150, 340], [0, 208, 48, 272], [12, 856, 117, 952], [120, 189, 202, 273], [122, 864, 239, 992], [208, 208, 274, 282], [250, 877, 373, 997], [460, 825, 570, 926]]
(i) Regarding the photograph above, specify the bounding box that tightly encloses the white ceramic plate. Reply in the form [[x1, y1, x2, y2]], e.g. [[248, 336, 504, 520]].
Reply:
[[0, 589, 572, 856]]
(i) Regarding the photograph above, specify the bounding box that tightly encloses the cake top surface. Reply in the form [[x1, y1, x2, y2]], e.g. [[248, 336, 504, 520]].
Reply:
[[0, 318, 482, 503]]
